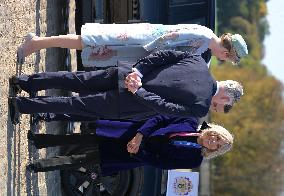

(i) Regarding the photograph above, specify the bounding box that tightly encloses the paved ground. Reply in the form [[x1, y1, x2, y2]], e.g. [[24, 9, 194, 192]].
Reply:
[[0, 0, 76, 195]]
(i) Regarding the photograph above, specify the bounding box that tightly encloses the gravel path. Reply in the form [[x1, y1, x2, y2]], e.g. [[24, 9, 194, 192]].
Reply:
[[0, 0, 75, 195]]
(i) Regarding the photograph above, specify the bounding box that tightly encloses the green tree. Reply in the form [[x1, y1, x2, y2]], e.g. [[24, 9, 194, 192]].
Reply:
[[212, 1, 283, 194], [210, 64, 284, 195]]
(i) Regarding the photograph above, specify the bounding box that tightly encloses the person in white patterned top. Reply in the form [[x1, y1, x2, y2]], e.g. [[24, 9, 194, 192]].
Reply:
[[17, 23, 248, 68]]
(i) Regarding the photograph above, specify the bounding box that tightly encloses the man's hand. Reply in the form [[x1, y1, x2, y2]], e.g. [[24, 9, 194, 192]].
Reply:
[[125, 72, 142, 94], [127, 132, 143, 154]]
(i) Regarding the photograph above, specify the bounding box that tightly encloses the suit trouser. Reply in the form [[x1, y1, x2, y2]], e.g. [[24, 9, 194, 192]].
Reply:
[[38, 113, 99, 122], [30, 133, 103, 172], [31, 151, 100, 172], [16, 92, 120, 118], [36, 113, 141, 122], [15, 69, 121, 118], [17, 69, 117, 94]]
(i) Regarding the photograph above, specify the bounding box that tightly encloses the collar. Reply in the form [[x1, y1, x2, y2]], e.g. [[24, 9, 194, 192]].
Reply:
[[200, 121, 211, 131]]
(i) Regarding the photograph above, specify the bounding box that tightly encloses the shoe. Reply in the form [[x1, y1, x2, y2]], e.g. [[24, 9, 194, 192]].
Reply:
[[27, 130, 44, 149], [27, 130, 36, 141], [8, 97, 20, 125], [9, 75, 21, 96], [26, 163, 38, 173], [27, 130, 38, 148], [17, 33, 36, 65]]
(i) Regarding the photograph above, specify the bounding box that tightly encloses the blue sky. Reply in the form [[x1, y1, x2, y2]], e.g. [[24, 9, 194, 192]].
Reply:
[[262, 0, 284, 84]]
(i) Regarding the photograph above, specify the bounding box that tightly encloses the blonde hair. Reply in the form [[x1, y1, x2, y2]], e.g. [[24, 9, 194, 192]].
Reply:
[[220, 33, 240, 64], [199, 123, 234, 159]]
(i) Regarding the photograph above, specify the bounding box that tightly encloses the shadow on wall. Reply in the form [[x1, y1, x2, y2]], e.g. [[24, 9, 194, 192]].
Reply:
[[44, 0, 69, 195], [6, 0, 69, 195]]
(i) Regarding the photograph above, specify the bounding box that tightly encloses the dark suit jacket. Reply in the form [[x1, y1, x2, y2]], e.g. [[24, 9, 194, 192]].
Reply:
[[97, 115, 203, 176], [117, 50, 217, 119]]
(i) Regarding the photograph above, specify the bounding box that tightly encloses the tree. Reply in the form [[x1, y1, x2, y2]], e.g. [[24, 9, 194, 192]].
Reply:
[[210, 64, 284, 195]]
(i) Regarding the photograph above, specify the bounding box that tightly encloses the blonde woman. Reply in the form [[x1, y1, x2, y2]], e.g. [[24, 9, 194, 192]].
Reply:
[[26, 115, 233, 175], [17, 23, 248, 68]]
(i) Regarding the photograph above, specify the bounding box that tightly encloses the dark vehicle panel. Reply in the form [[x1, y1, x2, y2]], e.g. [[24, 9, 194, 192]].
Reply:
[[141, 0, 215, 27]]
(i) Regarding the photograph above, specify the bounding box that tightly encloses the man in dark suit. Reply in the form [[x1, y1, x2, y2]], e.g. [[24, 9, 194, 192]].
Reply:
[[26, 115, 234, 175], [9, 50, 243, 124]]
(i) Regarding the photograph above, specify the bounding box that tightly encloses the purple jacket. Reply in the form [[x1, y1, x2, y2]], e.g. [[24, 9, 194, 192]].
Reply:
[[96, 115, 203, 176]]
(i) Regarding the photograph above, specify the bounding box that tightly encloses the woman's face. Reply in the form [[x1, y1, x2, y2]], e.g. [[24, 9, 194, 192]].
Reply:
[[216, 49, 230, 61], [201, 133, 227, 150]]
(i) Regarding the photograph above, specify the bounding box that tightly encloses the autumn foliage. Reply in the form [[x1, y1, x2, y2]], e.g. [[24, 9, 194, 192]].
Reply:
[[211, 0, 284, 195]]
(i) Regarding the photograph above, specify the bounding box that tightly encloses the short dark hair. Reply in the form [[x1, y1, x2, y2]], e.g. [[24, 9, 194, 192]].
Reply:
[[224, 104, 232, 113]]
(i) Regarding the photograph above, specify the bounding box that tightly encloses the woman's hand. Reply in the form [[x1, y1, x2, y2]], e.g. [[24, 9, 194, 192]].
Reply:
[[125, 72, 142, 94], [127, 132, 143, 154]]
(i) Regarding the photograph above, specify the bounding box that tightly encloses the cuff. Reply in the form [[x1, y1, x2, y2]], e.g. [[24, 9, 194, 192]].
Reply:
[[137, 130, 148, 137], [134, 87, 145, 97], [132, 68, 143, 78]]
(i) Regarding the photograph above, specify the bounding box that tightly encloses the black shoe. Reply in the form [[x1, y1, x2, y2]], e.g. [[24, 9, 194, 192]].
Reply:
[[9, 76, 22, 96], [26, 163, 38, 173], [27, 130, 35, 141], [8, 97, 20, 125], [27, 130, 42, 149]]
